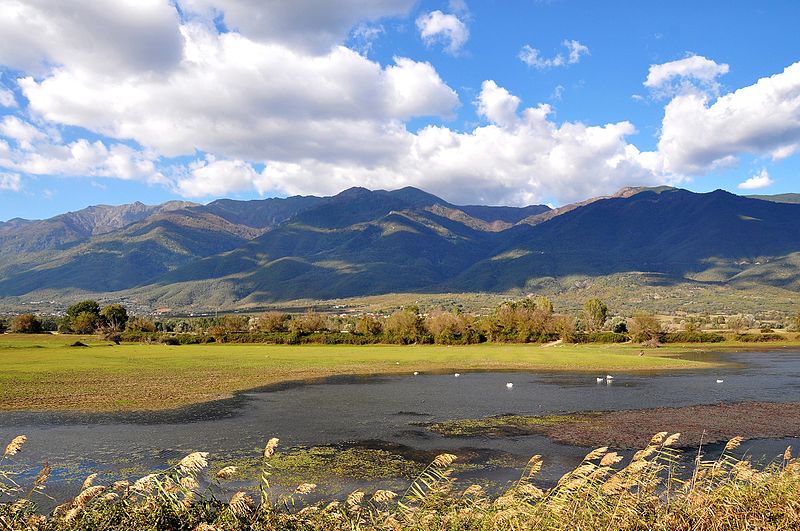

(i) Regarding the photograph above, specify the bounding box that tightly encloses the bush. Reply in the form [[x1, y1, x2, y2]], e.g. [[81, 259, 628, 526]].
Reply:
[[733, 333, 785, 342], [256, 311, 290, 333], [10, 314, 43, 333], [384, 307, 427, 344], [662, 332, 725, 343], [573, 332, 629, 344], [628, 313, 662, 343], [126, 317, 158, 333]]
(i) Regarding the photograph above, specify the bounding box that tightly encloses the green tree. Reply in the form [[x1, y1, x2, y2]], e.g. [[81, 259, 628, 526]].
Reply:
[[72, 311, 99, 334], [794, 312, 800, 332], [608, 316, 628, 334], [384, 307, 426, 344], [0, 317, 7, 333], [683, 316, 701, 333], [426, 310, 464, 344], [583, 298, 608, 332], [288, 311, 328, 334], [553, 314, 577, 343], [222, 314, 249, 333], [100, 304, 129, 332], [628, 313, 662, 343], [10, 314, 43, 333], [354, 315, 383, 336], [726, 315, 746, 334], [67, 300, 101, 319], [257, 312, 290, 333], [533, 296, 554, 315]]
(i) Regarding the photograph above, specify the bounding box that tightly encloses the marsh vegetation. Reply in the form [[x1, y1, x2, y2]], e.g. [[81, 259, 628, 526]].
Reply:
[[2, 433, 799, 530]]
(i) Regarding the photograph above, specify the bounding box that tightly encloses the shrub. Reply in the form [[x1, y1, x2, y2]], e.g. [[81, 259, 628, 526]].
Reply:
[[126, 317, 158, 333], [355, 315, 383, 336], [256, 311, 290, 333], [384, 307, 427, 344], [287, 311, 329, 334], [10, 314, 42, 333], [662, 332, 725, 343], [628, 313, 662, 343], [734, 333, 785, 342], [573, 332, 629, 344]]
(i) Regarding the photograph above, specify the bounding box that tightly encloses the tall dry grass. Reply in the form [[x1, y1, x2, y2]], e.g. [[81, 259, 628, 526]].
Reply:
[[1, 432, 798, 530]]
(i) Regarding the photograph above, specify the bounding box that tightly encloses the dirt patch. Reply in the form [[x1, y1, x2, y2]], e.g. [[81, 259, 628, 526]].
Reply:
[[427, 402, 800, 449]]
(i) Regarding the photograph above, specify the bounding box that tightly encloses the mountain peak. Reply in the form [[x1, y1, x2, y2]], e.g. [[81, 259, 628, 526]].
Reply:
[[613, 185, 677, 198]]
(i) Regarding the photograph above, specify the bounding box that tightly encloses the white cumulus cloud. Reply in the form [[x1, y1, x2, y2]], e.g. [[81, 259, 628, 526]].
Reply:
[[20, 24, 458, 162], [416, 10, 469, 54], [644, 54, 729, 98], [657, 61, 800, 174], [738, 168, 774, 190], [0, 116, 47, 150], [519, 39, 589, 69], [177, 156, 261, 197]]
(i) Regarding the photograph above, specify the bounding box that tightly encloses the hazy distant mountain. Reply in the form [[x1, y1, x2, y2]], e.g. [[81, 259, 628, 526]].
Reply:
[[0, 186, 798, 309], [746, 193, 800, 204]]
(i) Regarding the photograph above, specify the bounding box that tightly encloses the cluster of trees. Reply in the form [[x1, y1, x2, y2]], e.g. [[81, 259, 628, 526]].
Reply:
[[58, 300, 129, 337], [4, 299, 799, 346], [2, 300, 128, 338]]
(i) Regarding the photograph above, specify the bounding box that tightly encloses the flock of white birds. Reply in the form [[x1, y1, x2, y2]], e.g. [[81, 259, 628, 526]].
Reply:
[[406, 371, 726, 387]]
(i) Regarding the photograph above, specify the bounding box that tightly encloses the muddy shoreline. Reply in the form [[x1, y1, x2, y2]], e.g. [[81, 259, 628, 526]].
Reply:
[[427, 401, 800, 449]]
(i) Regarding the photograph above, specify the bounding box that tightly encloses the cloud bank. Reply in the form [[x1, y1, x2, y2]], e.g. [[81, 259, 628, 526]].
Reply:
[[0, 1, 797, 207]]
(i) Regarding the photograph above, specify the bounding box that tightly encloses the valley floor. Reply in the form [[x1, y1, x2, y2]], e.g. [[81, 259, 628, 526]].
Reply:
[[0, 334, 759, 412]]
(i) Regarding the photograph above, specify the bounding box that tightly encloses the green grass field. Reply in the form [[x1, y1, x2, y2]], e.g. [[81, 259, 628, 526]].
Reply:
[[0, 333, 783, 412]]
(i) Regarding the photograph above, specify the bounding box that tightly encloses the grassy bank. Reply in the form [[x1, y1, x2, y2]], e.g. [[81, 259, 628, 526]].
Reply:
[[2, 432, 798, 530], [0, 334, 735, 412]]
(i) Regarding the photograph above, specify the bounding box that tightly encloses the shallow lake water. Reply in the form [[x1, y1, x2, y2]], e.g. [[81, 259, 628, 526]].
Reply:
[[2, 349, 799, 502]]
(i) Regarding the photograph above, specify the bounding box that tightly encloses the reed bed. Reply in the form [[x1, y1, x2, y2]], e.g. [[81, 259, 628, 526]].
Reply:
[[1, 432, 798, 530]]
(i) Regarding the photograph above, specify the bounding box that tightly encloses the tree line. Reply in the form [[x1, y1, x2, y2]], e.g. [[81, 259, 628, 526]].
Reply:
[[4, 298, 797, 346]]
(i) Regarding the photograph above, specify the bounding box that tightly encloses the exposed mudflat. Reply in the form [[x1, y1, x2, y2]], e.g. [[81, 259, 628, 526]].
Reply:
[[427, 401, 800, 448]]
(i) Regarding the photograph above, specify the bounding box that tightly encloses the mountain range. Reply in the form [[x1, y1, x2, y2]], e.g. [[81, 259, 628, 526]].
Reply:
[[1, 186, 798, 312]]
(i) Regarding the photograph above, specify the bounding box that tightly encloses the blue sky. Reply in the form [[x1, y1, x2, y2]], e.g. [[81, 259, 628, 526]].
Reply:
[[0, 0, 798, 220]]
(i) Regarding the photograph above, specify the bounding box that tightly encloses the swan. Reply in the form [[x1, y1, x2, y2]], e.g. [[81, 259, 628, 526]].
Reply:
[[716, 379, 724, 384], [606, 375, 614, 380], [454, 373, 460, 377], [413, 371, 419, 376], [506, 382, 513, 389], [596, 377, 604, 383]]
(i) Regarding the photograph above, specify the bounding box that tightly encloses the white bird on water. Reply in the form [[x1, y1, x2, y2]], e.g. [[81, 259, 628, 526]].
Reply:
[[716, 379, 724, 384], [606, 375, 614, 380], [596, 377, 604, 383], [506, 382, 513, 389], [413, 371, 419, 376], [454, 373, 460, 377]]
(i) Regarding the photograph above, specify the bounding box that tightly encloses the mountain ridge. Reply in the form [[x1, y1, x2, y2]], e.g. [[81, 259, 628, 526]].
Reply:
[[0, 186, 797, 310]]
